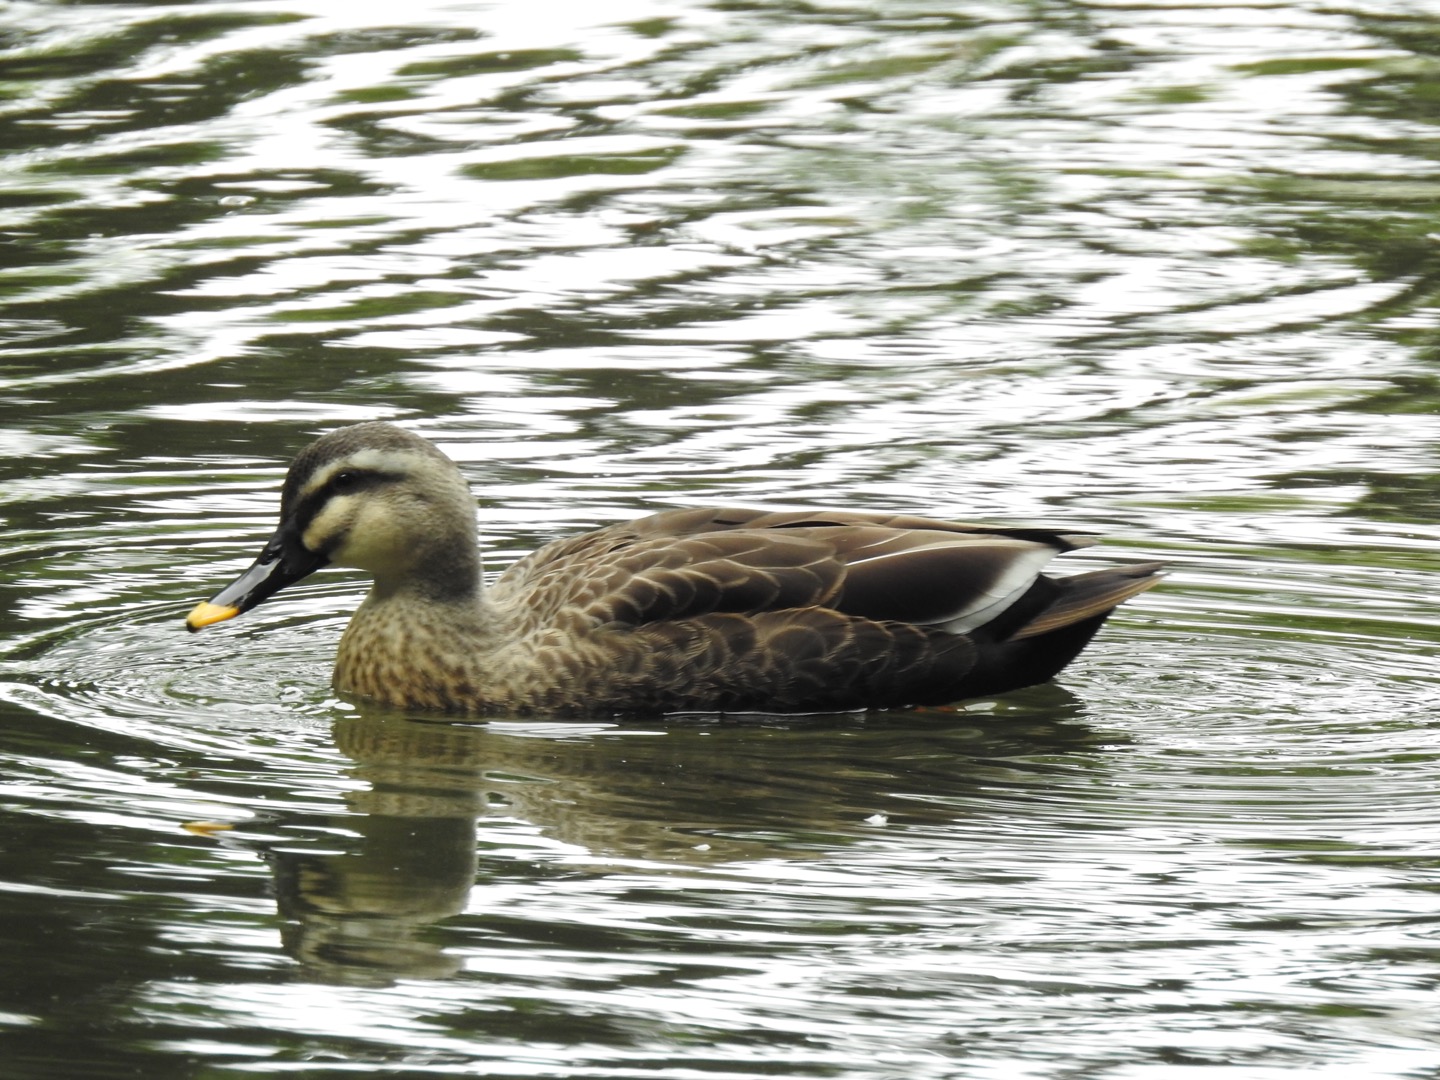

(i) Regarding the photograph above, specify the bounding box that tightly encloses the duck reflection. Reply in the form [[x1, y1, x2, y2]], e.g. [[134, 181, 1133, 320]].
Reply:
[[266, 692, 1106, 984], [268, 717, 491, 984]]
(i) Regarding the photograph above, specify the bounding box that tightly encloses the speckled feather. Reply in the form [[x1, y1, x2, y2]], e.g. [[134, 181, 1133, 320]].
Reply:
[[191, 423, 1162, 717]]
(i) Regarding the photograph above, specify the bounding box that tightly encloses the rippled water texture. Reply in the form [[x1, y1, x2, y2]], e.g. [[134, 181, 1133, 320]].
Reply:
[[3, 1, 1440, 1077]]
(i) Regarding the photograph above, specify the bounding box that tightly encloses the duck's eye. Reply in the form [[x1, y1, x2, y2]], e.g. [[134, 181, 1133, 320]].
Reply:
[[330, 470, 362, 494]]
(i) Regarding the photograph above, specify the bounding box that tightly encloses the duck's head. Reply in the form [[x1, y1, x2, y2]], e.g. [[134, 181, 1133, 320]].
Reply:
[[186, 422, 479, 631]]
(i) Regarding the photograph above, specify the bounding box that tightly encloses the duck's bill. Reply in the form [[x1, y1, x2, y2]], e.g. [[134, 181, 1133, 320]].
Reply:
[[187, 600, 241, 629], [185, 528, 328, 632]]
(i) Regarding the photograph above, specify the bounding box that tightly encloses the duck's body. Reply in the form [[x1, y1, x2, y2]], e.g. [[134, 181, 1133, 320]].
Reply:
[[187, 422, 1161, 717]]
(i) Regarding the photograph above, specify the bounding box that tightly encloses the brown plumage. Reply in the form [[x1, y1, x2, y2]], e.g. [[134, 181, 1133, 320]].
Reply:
[[186, 422, 1161, 717]]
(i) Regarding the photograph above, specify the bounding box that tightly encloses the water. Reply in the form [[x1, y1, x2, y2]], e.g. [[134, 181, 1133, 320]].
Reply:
[[2, 0, 1440, 1076]]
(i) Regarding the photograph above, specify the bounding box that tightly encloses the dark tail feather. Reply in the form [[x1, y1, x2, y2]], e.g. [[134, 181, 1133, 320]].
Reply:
[[1012, 562, 1165, 640], [951, 562, 1163, 699]]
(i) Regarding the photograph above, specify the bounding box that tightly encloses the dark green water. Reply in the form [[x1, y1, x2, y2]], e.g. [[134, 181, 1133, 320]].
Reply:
[[2, 1, 1440, 1076]]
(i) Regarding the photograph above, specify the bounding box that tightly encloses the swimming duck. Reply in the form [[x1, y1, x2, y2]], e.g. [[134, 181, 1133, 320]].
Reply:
[[186, 422, 1161, 716]]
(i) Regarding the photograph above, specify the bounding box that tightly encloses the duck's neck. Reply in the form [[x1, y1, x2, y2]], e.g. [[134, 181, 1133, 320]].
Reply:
[[376, 542, 482, 602], [335, 550, 513, 711]]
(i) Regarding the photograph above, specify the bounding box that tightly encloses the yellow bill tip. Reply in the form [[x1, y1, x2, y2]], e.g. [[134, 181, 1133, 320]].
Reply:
[[186, 601, 240, 631]]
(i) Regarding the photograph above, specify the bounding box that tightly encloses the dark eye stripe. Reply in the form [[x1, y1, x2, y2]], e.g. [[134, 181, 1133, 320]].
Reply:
[[323, 468, 399, 498], [289, 469, 402, 538]]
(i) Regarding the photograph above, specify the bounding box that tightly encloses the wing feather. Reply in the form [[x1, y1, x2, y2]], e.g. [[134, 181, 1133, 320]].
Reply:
[[490, 507, 1086, 634]]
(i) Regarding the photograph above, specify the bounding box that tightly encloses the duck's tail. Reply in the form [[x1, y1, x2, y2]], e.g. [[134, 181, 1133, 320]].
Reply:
[[950, 562, 1164, 699], [1012, 562, 1165, 640]]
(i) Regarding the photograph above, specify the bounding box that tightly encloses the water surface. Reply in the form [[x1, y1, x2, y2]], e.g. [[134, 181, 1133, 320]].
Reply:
[[2, 1, 1440, 1077]]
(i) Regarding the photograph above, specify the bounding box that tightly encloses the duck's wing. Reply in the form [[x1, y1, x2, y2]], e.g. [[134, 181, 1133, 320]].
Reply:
[[490, 507, 1099, 636]]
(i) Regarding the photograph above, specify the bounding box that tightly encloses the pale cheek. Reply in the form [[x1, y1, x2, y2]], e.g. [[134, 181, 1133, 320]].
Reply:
[[303, 500, 351, 560], [329, 531, 387, 570], [315, 500, 405, 572]]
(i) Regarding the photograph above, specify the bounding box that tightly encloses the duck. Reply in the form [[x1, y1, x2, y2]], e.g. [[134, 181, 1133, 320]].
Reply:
[[186, 422, 1162, 717]]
